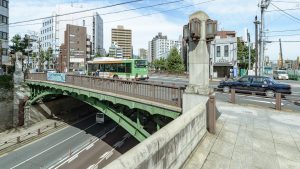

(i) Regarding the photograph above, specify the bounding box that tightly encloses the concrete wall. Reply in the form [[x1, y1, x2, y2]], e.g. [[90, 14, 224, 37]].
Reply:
[[104, 101, 207, 169]]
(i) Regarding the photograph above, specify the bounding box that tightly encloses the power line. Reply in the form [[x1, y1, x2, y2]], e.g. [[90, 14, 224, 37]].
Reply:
[[105, 0, 217, 23], [270, 2, 300, 24], [8, 0, 216, 28], [266, 40, 300, 42], [265, 33, 300, 37], [266, 28, 300, 33], [266, 7, 300, 12], [10, 0, 143, 25], [272, 0, 300, 3]]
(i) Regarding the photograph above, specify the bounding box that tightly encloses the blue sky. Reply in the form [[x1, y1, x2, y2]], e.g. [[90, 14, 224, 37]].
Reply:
[[10, 0, 300, 60]]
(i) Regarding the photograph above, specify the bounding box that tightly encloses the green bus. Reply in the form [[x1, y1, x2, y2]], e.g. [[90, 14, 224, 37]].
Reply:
[[87, 58, 149, 80]]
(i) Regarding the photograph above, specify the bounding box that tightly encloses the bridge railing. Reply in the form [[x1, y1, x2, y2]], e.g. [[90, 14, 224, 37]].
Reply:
[[27, 73, 186, 108]]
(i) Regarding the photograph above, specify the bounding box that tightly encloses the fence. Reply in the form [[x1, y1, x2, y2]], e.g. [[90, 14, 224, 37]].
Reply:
[[288, 70, 300, 81], [218, 88, 300, 111], [27, 73, 186, 108], [0, 122, 64, 153]]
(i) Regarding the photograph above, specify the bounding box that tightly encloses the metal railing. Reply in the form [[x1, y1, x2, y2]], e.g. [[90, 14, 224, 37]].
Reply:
[[26, 73, 186, 108]]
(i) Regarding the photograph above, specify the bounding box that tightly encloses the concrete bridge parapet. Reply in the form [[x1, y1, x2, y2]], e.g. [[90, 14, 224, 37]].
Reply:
[[103, 100, 207, 169]]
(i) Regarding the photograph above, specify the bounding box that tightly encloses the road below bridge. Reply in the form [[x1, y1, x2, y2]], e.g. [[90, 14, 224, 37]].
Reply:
[[0, 114, 137, 169]]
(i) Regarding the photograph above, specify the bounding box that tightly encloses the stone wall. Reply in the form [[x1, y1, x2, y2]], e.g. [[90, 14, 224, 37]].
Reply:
[[0, 89, 13, 131], [103, 102, 207, 169]]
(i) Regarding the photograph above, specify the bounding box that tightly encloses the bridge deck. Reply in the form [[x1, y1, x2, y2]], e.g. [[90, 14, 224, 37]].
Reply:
[[26, 73, 185, 109]]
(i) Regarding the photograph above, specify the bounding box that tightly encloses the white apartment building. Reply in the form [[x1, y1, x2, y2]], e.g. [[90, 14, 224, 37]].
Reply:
[[40, 17, 56, 52], [148, 33, 181, 62], [154, 39, 181, 59], [39, 9, 104, 58], [210, 34, 238, 78], [0, 0, 9, 65]]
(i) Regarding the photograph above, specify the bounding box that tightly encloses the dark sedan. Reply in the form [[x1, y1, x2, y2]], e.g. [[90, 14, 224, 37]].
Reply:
[[218, 76, 292, 97]]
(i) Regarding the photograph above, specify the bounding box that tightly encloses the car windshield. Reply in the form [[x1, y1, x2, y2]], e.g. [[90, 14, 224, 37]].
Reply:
[[277, 71, 287, 75], [268, 78, 278, 84]]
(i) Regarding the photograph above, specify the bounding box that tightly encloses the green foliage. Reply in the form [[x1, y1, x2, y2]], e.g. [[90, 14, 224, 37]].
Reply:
[[153, 58, 166, 71], [0, 75, 13, 89], [166, 47, 185, 73], [95, 53, 104, 58], [237, 38, 256, 69], [10, 34, 30, 54]]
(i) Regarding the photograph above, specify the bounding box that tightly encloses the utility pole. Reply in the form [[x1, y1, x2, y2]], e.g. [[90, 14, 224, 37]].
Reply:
[[259, 0, 271, 75], [247, 31, 251, 71], [254, 16, 260, 76], [278, 38, 283, 69]]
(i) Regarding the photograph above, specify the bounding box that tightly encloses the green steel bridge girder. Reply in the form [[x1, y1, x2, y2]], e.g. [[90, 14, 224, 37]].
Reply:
[[26, 81, 181, 141], [26, 81, 181, 119]]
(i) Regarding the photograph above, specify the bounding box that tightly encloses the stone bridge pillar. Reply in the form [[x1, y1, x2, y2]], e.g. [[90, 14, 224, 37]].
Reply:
[[183, 11, 212, 114]]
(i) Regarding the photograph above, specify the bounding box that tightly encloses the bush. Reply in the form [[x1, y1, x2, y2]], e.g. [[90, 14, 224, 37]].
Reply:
[[0, 75, 13, 89]]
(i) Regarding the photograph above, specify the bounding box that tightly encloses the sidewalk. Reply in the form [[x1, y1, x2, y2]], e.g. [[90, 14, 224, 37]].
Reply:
[[182, 101, 300, 169], [0, 119, 66, 154]]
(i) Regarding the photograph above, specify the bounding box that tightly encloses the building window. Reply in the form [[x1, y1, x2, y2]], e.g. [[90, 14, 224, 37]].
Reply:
[[2, 0, 8, 8], [216, 46, 221, 57], [0, 15, 8, 24], [224, 45, 229, 57]]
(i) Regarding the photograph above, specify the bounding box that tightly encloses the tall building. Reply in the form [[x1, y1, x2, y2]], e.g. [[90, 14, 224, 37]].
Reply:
[[39, 11, 103, 58], [109, 42, 123, 58], [92, 12, 104, 56], [0, 0, 9, 65], [148, 33, 181, 61], [148, 33, 167, 63], [60, 24, 87, 72], [138, 48, 147, 59], [111, 25, 132, 58], [40, 17, 56, 52]]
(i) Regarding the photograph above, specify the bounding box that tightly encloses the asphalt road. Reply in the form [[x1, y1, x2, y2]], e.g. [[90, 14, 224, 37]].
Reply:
[[0, 115, 116, 169], [149, 75, 300, 112], [57, 127, 138, 169]]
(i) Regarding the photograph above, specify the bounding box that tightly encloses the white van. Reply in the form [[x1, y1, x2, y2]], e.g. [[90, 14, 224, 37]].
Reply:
[[273, 70, 289, 80]]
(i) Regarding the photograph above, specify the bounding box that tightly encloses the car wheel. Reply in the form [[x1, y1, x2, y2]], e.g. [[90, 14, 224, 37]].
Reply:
[[113, 75, 119, 79], [223, 86, 230, 93], [265, 90, 275, 98]]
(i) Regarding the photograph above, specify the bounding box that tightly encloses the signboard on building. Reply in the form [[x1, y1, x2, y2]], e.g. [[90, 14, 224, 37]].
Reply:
[[47, 73, 66, 82], [70, 58, 85, 63]]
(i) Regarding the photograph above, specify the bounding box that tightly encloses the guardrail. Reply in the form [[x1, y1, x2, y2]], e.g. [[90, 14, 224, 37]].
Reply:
[[218, 88, 300, 111], [26, 73, 186, 108]]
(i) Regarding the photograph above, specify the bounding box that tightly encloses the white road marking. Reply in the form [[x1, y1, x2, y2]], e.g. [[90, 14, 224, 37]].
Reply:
[[243, 98, 285, 106], [10, 123, 97, 169], [50, 125, 118, 169], [85, 143, 94, 151], [67, 154, 78, 163]]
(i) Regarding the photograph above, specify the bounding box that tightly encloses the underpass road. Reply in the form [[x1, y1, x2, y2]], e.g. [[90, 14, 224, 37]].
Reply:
[[58, 127, 138, 169], [0, 115, 114, 169]]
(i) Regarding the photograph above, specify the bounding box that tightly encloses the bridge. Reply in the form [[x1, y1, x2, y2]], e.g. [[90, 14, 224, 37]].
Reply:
[[25, 73, 186, 142]]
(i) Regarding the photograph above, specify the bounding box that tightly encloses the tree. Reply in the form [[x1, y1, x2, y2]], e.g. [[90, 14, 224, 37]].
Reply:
[[10, 34, 31, 71], [39, 50, 46, 71], [166, 47, 185, 74], [45, 47, 53, 69], [237, 37, 256, 69], [32, 52, 37, 69], [153, 58, 166, 71]]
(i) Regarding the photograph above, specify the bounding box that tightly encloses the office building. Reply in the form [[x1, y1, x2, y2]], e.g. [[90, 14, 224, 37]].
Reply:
[[138, 48, 147, 59], [60, 24, 87, 72], [111, 25, 132, 58], [109, 42, 123, 58], [92, 12, 104, 56], [0, 0, 9, 65], [40, 17, 56, 52]]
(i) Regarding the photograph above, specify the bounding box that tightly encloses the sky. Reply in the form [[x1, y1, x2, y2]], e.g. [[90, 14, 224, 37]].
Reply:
[[9, 0, 300, 61]]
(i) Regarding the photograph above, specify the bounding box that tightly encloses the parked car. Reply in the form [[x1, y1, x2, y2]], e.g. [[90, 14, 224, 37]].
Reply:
[[73, 69, 86, 75], [218, 75, 292, 97], [273, 70, 289, 80]]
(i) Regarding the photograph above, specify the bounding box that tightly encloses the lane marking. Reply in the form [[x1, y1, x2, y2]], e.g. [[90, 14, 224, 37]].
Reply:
[[10, 123, 97, 169], [243, 98, 285, 106], [67, 154, 78, 163], [50, 125, 118, 169]]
